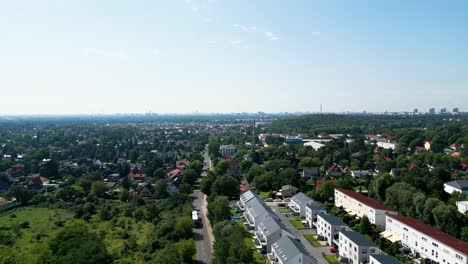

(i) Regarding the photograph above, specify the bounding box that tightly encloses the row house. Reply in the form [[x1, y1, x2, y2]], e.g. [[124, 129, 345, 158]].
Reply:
[[369, 254, 401, 264], [254, 214, 294, 254], [243, 195, 277, 231], [268, 236, 316, 264], [305, 203, 327, 229], [334, 188, 397, 228], [288, 192, 315, 218], [384, 214, 468, 264], [338, 231, 380, 264], [316, 213, 349, 247]]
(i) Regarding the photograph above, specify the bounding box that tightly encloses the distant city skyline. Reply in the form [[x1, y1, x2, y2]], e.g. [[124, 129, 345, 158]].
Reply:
[[1, 0, 467, 115]]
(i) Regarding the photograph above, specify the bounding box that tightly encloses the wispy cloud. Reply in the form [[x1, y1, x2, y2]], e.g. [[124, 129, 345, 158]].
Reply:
[[234, 24, 256, 32], [264, 31, 279, 41], [204, 17, 213, 23], [311, 31, 321, 36], [84, 48, 129, 60], [231, 39, 242, 45], [192, 7, 199, 12]]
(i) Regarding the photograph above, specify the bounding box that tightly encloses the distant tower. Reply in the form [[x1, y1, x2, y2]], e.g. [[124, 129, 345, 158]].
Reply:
[[452, 107, 459, 114], [320, 104, 323, 114], [252, 120, 256, 149], [429, 108, 435, 115], [440, 108, 447, 114], [413, 108, 418, 114]]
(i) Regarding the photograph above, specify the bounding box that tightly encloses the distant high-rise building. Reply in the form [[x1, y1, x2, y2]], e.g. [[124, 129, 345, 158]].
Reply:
[[440, 108, 447, 114], [429, 108, 435, 114], [452, 107, 459, 113], [413, 108, 418, 114]]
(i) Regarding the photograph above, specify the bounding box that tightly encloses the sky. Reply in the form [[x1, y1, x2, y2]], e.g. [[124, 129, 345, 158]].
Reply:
[[0, 0, 467, 115]]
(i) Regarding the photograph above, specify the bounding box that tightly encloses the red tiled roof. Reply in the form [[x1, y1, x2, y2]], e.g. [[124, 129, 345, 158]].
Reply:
[[0, 200, 14, 206], [335, 188, 396, 212], [387, 214, 468, 255], [169, 169, 182, 175]]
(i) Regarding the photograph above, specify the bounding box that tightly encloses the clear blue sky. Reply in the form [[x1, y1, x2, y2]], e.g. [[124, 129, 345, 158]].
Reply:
[[1, 0, 467, 114]]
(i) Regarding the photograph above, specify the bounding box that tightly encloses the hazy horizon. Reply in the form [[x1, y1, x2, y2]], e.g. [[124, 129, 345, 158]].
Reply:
[[1, 0, 467, 115]]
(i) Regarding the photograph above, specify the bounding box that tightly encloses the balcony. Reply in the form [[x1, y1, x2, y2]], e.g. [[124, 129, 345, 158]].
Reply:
[[254, 231, 267, 246], [237, 201, 245, 211], [267, 253, 279, 264], [332, 234, 340, 247], [244, 214, 255, 229], [289, 204, 300, 215]]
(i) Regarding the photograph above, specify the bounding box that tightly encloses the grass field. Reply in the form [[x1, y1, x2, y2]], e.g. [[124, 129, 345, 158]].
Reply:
[[289, 218, 306, 230], [324, 254, 340, 264], [304, 234, 326, 247], [0, 207, 73, 263], [278, 208, 289, 214], [258, 191, 270, 199]]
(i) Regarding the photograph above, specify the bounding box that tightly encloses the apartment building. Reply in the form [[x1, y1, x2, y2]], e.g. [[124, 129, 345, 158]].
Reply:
[[305, 203, 327, 228], [289, 192, 315, 218], [334, 188, 397, 228], [316, 213, 349, 247], [338, 231, 380, 264], [268, 236, 316, 264]]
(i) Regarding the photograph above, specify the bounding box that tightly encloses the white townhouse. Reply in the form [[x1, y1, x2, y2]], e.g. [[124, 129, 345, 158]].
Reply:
[[268, 236, 316, 264], [305, 203, 327, 228], [444, 180, 468, 196], [254, 214, 295, 253], [238, 190, 259, 211], [376, 140, 398, 150], [456, 201, 468, 214], [338, 231, 380, 264], [334, 188, 398, 228], [369, 254, 401, 264], [243, 196, 277, 231], [316, 213, 350, 247], [384, 214, 468, 264], [289, 192, 315, 218]]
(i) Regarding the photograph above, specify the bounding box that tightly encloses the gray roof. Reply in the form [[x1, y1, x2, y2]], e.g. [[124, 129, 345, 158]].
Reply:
[[258, 215, 283, 236], [291, 192, 313, 206], [306, 203, 325, 211], [318, 214, 348, 227], [340, 231, 378, 247], [245, 197, 275, 220], [240, 190, 257, 204], [272, 236, 315, 264], [369, 254, 402, 264], [445, 180, 468, 190]]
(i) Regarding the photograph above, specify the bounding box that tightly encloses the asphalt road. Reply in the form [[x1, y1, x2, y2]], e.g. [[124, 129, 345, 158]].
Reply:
[[193, 189, 214, 264]]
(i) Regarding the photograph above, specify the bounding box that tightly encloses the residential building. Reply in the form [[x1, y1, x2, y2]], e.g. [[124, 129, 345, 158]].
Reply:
[[452, 107, 459, 114], [278, 185, 299, 197], [376, 141, 398, 150], [429, 108, 436, 114], [444, 180, 468, 195], [254, 214, 295, 253], [238, 190, 259, 211], [369, 254, 401, 264], [334, 188, 398, 228], [302, 167, 320, 179], [289, 192, 315, 218], [243, 197, 277, 230], [316, 213, 349, 247], [304, 141, 325, 151], [424, 141, 432, 150], [338, 231, 380, 264], [220, 144, 236, 155], [351, 170, 372, 178], [385, 214, 468, 264], [267, 236, 316, 264], [456, 201, 468, 214], [327, 163, 346, 177], [305, 204, 327, 228]]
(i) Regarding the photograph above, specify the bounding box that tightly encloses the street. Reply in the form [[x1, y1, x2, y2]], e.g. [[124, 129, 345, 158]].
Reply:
[[193, 189, 214, 264]]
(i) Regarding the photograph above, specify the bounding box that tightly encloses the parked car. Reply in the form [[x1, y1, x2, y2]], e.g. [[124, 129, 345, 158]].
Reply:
[[265, 198, 273, 202], [284, 198, 291, 202], [273, 198, 282, 202]]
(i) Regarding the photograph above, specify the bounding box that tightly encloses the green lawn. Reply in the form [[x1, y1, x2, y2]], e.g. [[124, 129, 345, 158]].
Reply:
[[289, 219, 306, 230], [353, 185, 367, 192], [279, 208, 289, 214], [0, 207, 74, 263], [304, 234, 326, 247], [258, 191, 270, 199], [244, 237, 265, 264], [324, 254, 340, 264]]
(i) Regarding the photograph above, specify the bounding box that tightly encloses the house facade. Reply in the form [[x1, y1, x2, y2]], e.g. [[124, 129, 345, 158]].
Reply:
[[254, 215, 294, 253], [302, 167, 320, 179], [316, 213, 349, 247], [444, 180, 468, 196], [369, 254, 402, 264], [385, 214, 468, 264], [456, 201, 468, 214], [243, 196, 277, 231], [338, 231, 380, 264], [220, 145, 236, 155], [334, 188, 398, 228], [305, 204, 327, 228], [289, 192, 315, 218]]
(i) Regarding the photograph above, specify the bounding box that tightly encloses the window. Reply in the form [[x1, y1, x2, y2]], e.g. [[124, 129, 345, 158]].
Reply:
[[403, 227, 409, 231], [432, 242, 439, 247], [388, 219, 392, 223], [362, 249, 367, 254], [422, 237, 427, 242], [370, 249, 376, 254]]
